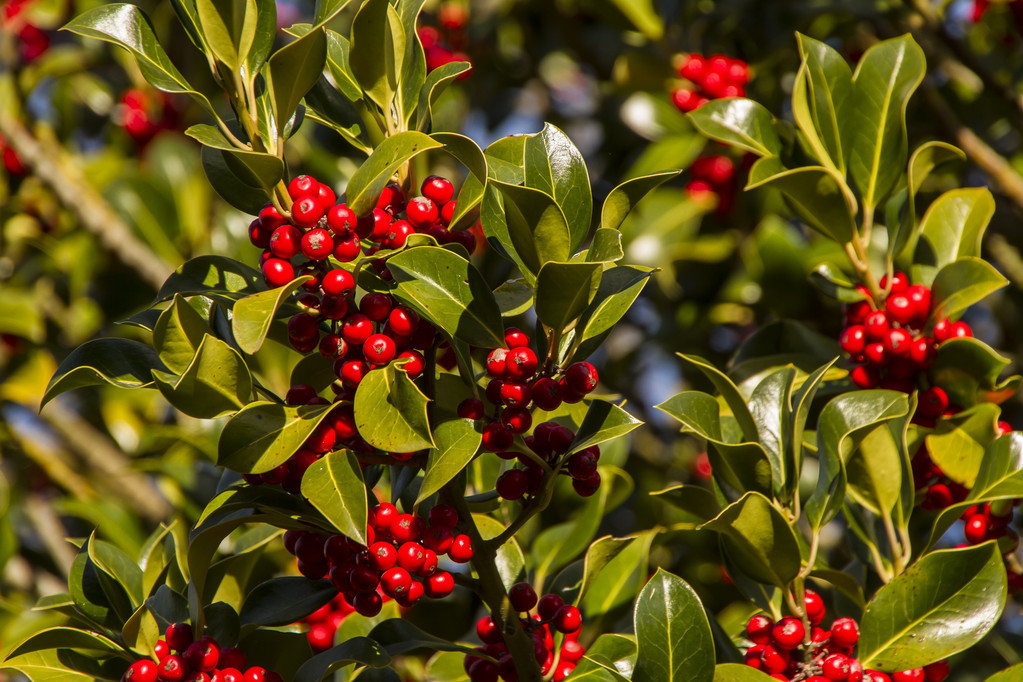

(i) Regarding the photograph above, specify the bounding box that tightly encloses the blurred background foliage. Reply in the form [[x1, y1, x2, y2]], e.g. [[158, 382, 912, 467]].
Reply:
[[2, 0, 1023, 678]]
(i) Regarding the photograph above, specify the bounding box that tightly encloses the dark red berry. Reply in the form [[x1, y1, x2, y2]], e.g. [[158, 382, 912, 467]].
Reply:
[[509, 582, 538, 612], [497, 469, 529, 500], [458, 398, 485, 419]]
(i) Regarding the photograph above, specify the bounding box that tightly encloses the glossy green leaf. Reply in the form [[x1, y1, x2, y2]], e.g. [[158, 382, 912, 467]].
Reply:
[[573, 266, 652, 350], [43, 339, 167, 407], [587, 227, 625, 263], [201, 146, 273, 214], [354, 361, 434, 452], [240, 577, 337, 627], [908, 141, 965, 197], [416, 419, 481, 505], [656, 391, 773, 496], [303, 77, 374, 154], [386, 245, 504, 348], [268, 27, 327, 125], [88, 537, 143, 608], [314, 0, 355, 24], [633, 568, 714, 682], [677, 354, 759, 441], [809, 263, 862, 302], [601, 170, 680, 233], [0, 650, 117, 681], [322, 29, 362, 101], [929, 257, 1007, 323], [700, 492, 801, 587], [687, 98, 781, 157], [369, 619, 481, 657], [153, 334, 252, 418], [491, 180, 572, 275], [847, 34, 926, 209], [68, 537, 122, 629], [416, 61, 471, 131], [293, 637, 391, 682], [474, 514, 525, 589], [231, 275, 312, 355], [746, 367, 795, 495], [572, 633, 637, 680], [217, 401, 332, 473], [395, 0, 427, 127], [570, 400, 643, 454], [534, 261, 601, 332], [523, 124, 592, 250], [912, 188, 994, 286], [246, 0, 275, 76], [650, 484, 722, 521], [345, 131, 442, 216], [928, 433, 1023, 548], [156, 255, 263, 303], [807, 390, 909, 529], [795, 33, 853, 173], [930, 338, 1018, 407], [62, 4, 216, 115], [6, 626, 127, 659], [195, 0, 258, 71], [348, 0, 405, 110], [844, 419, 907, 516], [925, 403, 999, 488], [153, 295, 214, 374], [432, 132, 488, 230], [987, 664, 1023, 682], [713, 663, 777, 681], [580, 532, 654, 617], [494, 279, 534, 317], [859, 543, 1007, 670], [301, 450, 369, 545], [895, 142, 967, 260], [747, 157, 856, 244]]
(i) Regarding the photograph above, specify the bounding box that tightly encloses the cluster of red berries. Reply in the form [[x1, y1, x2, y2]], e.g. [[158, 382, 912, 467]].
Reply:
[[670, 53, 750, 113], [456, 329, 602, 500], [252, 173, 475, 289], [120, 622, 282, 682], [743, 591, 949, 682], [959, 500, 1023, 593], [2, 0, 49, 62], [686, 154, 737, 214], [117, 88, 181, 146], [299, 591, 360, 653], [840, 273, 970, 400], [418, 3, 472, 78], [283, 502, 471, 614], [464, 586, 583, 682], [0, 134, 26, 176]]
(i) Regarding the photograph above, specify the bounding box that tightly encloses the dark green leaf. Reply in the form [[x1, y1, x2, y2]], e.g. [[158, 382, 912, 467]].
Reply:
[[746, 367, 795, 495], [156, 255, 263, 304], [432, 132, 488, 230], [859, 543, 1006, 670], [303, 76, 374, 155], [580, 532, 654, 617], [194, 0, 259, 71], [345, 131, 442, 216], [677, 354, 759, 441], [700, 492, 801, 587], [88, 538, 144, 608], [713, 663, 777, 681], [491, 180, 572, 275], [687, 98, 781, 157], [201, 146, 272, 213], [246, 0, 275, 76], [1, 650, 117, 681], [601, 170, 680, 233], [217, 401, 332, 473], [416, 61, 471, 132], [386, 245, 505, 348], [523, 124, 592, 251], [795, 33, 853, 173], [930, 338, 1018, 407], [323, 29, 362, 102], [573, 266, 652, 353], [154, 295, 214, 373], [847, 34, 926, 209], [569, 400, 643, 454], [62, 4, 216, 115], [416, 419, 481, 505], [293, 637, 391, 682], [534, 261, 601, 332], [353, 361, 434, 452], [925, 403, 999, 488], [301, 450, 369, 545], [231, 275, 313, 355], [633, 568, 714, 682], [240, 577, 337, 627], [369, 619, 480, 656], [348, 0, 405, 110], [314, 0, 355, 25], [912, 188, 994, 286], [6, 627, 127, 659], [43, 339, 167, 406], [268, 27, 327, 126], [494, 279, 533, 317], [747, 157, 856, 244], [809, 263, 862, 302], [395, 0, 427, 127], [908, 142, 965, 196], [929, 257, 1007, 323], [587, 228, 625, 263], [153, 334, 253, 418], [650, 484, 721, 521]]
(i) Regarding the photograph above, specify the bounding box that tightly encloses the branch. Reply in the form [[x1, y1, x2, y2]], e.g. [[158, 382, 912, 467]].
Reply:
[[0, 112, 173, 290]]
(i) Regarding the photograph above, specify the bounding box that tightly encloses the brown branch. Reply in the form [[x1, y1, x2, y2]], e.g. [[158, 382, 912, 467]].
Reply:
[[0, 112, 173, 290]]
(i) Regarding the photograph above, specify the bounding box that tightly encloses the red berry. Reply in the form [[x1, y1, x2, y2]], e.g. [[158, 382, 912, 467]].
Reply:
[[564, 362, 599, 393], [830, 617, 859, 648], [449, 534, 473, 562], [477, 616, 503, 644], [157, 654, 188, 682], [864, 311, 889, 340], [421, 176, 455, 206], [326, 204, 357, 235], [363, 333, 396, 365], [505, 347, 538, 379], [122, 659, 158, 682], [537, 593, 564, 620], [406, 196, 440, 228], [185, 639, 220, 672], [333, 233, 362, 261], [885, 294, 915, 326], [917, 386, 949, 418], [425, 570, 455, 598], [321, 269, 355, 298], [482, 423, 514, 452], [893, 670, 925, 682], [553, 604, 582, 633], [770, 616, 804, 649], [822, 653, 850, 680], [964, 514, 989, 544], [339, 359, 370, 388], [760, 644, 789, 674], [924, 483, 953, 509], [746, 614, 773, 644], [497, 469, 529, 500], [360, 293, 393, 321], [288, 175, 318, 200], [531, 378, 561, 411], [165, 622, 194, 651], [352, 591, 383, 617], [262, 258, 294, 288], [923, 661, 949, 681], [509, 582, 538, 612], [388, 306, 420, 336], [905, 284, 931, 324], [949, 321, 973, 339], [356, 208, 392, 241], [501, 406, 532, 434], [804, 589, 826, 625], [396, 350, 425, 378], [269, 225, 302, 259], [301, 228, 334, 260], [428, 503, 459, 528], [380, 566, 412, 597], [486, 348, 510, 378], [392, 513, 425, 543], [840, 325, 867, 355], [341, 314, 374, 345], [851, 365, 880, 388], [458, 398, 485, 419], [500, 380, 532, 407]]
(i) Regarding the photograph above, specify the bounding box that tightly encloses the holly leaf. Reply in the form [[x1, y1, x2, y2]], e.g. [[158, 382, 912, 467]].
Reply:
[[633, 568, 714, 682]]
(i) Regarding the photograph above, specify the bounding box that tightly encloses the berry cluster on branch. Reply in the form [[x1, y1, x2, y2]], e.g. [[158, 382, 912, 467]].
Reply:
[[670, 52, 750, 113]]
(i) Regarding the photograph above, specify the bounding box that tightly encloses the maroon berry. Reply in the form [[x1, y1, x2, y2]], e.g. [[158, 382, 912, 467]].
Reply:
[[428, 503, 459, 528], [352, 591, 382, 617], [501, 406, 532, 434], [482, 423, 514, 452], [458, 398, 485, 419], [553, 604, 582, 633], [184, 638, 219, 672], [509, 582, 538, 612], [531, 378, 561, 411], [165, 622, 193, 651], [497, 469, 529, 500], [564, 362, 598, 393], [923, 661, 949, 681]]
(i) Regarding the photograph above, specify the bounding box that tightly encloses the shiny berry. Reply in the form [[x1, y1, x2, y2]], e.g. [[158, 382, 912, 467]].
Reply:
[[830, 617, 859, 648], [497, 469, 529, 500], [509, 582, 538, 612], [449, 534, 473, 562], [292, 196, 325, 229], [505, 347, 538, 379], [458, 398, 485, 419], [770, 616, 804, 649], [262, 258, 294, 287], [746, 614, 773, 645], [288, 175, 318, 200], [406, 197, 439, 227], [122, 660, 158, 682], [840, 326, 866, 355], [363, 334, 396, 365], [422, 176, 455, 206], [553, 604, 582, 633], [301, 228, 334, 260]]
